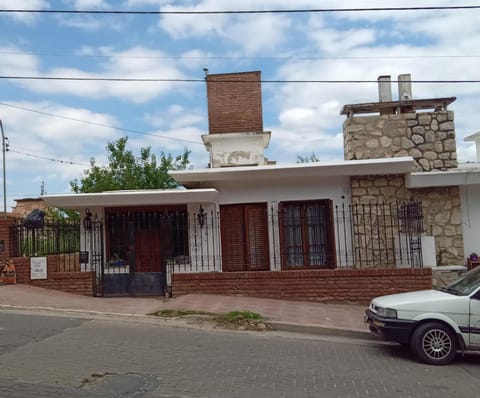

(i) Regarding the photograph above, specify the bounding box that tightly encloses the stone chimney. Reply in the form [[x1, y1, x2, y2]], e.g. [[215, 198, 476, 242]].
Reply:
[[341, 74, 458, 171], [202, 71, 272, 168]]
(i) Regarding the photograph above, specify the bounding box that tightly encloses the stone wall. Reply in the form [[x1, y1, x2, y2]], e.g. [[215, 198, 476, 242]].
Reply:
[[344, 111, 457, 171], [172, 268, 432, 304], [351, 175, 464, 266]]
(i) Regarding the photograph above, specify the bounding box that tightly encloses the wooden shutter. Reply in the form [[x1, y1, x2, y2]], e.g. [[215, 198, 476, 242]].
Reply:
[[245, 205, 269, 271], [220, 204, 269, 272]]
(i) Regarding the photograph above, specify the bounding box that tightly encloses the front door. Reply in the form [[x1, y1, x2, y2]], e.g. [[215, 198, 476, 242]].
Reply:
[[103, 207, 188, 296]]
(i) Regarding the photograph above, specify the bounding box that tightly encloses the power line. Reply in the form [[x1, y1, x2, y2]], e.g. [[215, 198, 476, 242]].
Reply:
[[8, 148, 90, 166], [1, 76, 480, 84], [0, 102, 203, 145], [1, 6, 479, 14], [2, 50, 480, 61]]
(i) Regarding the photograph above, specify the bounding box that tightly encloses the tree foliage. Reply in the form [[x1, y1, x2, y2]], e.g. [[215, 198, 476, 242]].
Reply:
[[296, 152, 320, 163], [44, 206, 80, 221], [70, 137, 190, 193]]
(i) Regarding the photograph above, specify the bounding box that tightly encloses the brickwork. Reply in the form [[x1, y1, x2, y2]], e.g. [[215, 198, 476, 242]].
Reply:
[[344, 111, 457, 171], [351, 175, 464, 266], [172, 268, 432, 304], [7, 256, 93, 296], [207, 71, 263, 134], [0, 217, 18, 258]]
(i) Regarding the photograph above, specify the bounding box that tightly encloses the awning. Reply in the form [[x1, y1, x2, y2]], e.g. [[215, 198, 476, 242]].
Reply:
[[43, 188, 219, 209]]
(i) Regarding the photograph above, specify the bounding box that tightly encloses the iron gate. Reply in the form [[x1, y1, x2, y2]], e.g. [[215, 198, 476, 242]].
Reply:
[[86, 209, 187, 297]]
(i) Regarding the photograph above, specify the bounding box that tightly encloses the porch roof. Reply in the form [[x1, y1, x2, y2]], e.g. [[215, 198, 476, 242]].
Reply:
[[406, 164, 480, 188], [170, 157, 416, 187], [43, 188, 219, 209]]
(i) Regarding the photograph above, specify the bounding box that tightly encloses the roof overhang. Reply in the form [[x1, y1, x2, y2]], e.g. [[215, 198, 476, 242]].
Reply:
[[43, 188, 219, 209], [406, 165, 480, 188], [170, 157, 416, 187]]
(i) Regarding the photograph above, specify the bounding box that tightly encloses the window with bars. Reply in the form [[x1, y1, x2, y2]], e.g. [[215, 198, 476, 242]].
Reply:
[[279, 200, 335, 269], [220, 203, 270, 272]]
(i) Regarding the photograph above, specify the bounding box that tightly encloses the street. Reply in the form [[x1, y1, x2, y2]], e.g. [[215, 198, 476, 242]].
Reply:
[[0, 310, 479, 398]]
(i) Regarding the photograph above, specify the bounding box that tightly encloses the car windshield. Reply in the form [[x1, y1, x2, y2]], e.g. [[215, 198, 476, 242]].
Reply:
[[441, 266, 480, 296]]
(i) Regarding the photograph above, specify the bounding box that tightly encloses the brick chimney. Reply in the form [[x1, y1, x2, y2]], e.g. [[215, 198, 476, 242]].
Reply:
[[206, 71, 263, 134], [202, 71, 272, 168]]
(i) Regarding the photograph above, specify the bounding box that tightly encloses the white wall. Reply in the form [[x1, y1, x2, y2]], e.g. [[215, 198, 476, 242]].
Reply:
[[78, 206, 105, 273], [214, 175, 353, 269], [461, 184, 480, 260]]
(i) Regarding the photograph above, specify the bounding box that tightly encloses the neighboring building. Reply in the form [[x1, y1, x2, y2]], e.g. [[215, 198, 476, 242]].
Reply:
[[12, 197, 45, 217], [43, 71, 480, 297]]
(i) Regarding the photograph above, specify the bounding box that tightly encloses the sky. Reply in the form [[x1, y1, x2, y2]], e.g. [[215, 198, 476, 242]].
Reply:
[[1, 0, 480, 210]]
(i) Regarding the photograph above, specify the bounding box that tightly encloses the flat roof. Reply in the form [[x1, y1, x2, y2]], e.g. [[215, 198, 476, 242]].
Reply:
[[170, 157, 416, 187], [340, 97, 456, 116], [464, 131, 480, 142], [406, 165, 480, 188], [43, 188, 219, 209]]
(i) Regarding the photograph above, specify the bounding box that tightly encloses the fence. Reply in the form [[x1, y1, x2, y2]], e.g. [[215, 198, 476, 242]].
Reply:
[[335, 201, 424, 268], [9, 219, 81, 272], [172, 200, 424, 274]]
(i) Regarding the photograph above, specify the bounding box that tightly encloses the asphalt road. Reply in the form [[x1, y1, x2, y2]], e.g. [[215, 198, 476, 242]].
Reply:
[[0, 310, 479, 398]]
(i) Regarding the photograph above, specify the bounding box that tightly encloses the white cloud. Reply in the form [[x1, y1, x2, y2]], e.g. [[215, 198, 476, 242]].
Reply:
[[71, 0, 111, 8], [8, 47, 191, 103], [0, 0, 50, 23]]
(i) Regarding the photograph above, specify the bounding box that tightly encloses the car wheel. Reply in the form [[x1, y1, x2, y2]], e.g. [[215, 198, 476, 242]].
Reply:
[[410, 322, 457, 365]]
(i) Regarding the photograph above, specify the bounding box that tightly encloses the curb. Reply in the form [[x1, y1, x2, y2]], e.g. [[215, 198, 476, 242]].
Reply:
[[0, 304, 373, 340], [269, 320, 374, 340]]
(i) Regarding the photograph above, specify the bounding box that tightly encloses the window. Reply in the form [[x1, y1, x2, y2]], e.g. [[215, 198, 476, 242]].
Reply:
[[220, 203, 270, 272], [279, 200, 335, 269]]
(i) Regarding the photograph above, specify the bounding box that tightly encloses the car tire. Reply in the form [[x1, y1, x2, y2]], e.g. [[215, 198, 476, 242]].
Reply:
[[410, 322, 457, 365]]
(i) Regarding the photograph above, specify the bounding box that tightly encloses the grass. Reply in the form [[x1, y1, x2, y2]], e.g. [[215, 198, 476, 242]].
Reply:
[[149, 309, 267, 330], [214, 310, 263, 323]]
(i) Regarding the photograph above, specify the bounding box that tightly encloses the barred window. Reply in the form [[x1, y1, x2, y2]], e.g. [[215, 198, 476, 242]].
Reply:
[[279, 200, 335, 269]]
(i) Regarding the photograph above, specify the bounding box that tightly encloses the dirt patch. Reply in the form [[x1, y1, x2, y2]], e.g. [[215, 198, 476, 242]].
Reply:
[[149, 309, 272, 332]]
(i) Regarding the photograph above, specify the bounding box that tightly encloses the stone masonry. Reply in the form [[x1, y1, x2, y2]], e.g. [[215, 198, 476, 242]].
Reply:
[[344, 111, 457, 171], [351, 175, 463, 266]]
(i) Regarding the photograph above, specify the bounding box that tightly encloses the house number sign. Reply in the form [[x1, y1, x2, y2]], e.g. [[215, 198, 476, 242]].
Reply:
[[30, 257, 47, 280]]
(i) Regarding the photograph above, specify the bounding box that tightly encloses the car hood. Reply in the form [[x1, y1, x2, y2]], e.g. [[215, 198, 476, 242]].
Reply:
[[371, 289, 467, 313]]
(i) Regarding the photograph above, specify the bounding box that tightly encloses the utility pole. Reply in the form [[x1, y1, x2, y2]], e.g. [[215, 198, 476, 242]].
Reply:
[[0, 120, 8, 218]]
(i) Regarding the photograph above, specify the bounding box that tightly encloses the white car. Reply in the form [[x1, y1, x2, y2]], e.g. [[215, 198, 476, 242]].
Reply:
[[365, 266, 480, 365]]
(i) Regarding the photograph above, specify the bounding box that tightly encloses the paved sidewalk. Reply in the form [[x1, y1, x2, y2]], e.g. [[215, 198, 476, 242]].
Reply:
[[0, 284, 370, 338]]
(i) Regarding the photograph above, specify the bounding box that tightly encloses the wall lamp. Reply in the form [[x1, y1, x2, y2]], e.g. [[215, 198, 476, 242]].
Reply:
[[197, 205, 207, 229]]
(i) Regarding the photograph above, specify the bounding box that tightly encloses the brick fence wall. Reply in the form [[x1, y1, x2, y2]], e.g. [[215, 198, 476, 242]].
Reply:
[[11, 256, 93, 296], [172, 268, 432, 304]]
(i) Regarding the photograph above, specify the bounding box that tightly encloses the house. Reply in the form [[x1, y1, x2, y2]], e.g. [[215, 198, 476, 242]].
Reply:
[[40, 71, 480, 301]]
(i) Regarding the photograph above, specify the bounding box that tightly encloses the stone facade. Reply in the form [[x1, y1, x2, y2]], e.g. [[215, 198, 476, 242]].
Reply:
[[344, 111, 457, 171], [351, 175, 464, 266]]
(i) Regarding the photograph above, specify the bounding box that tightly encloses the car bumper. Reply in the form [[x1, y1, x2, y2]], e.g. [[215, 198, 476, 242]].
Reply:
[[364, 309, 417, 345]]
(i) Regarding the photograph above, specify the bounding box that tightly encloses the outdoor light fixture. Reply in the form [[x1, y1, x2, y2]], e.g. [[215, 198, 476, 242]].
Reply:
[[197, 205, 207, 229], [83, 208, 92, 231]]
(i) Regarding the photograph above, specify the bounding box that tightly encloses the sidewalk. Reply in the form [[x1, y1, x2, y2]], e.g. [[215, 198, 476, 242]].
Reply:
[[0, 284, 371, 339]]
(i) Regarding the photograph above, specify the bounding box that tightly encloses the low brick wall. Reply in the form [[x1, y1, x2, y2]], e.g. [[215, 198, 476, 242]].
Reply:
[[172, 268, 432, 304], [11, 256, 93, 296]]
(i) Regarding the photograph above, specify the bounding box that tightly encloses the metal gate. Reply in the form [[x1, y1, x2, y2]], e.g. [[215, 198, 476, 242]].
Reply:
[[87, 209, 187, 297]]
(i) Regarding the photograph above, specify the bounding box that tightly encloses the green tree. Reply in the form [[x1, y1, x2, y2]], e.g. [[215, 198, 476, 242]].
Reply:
[[70, 137, 190, 193], [296, 152, 320, 163], [44, 206, 80, 221]]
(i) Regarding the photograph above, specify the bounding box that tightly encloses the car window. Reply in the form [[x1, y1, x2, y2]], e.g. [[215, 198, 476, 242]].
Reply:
[[446, 267, 480, 296]]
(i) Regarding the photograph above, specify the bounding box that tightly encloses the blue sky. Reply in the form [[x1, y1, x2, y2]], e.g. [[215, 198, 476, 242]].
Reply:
[[1, 0, 480, 210]]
